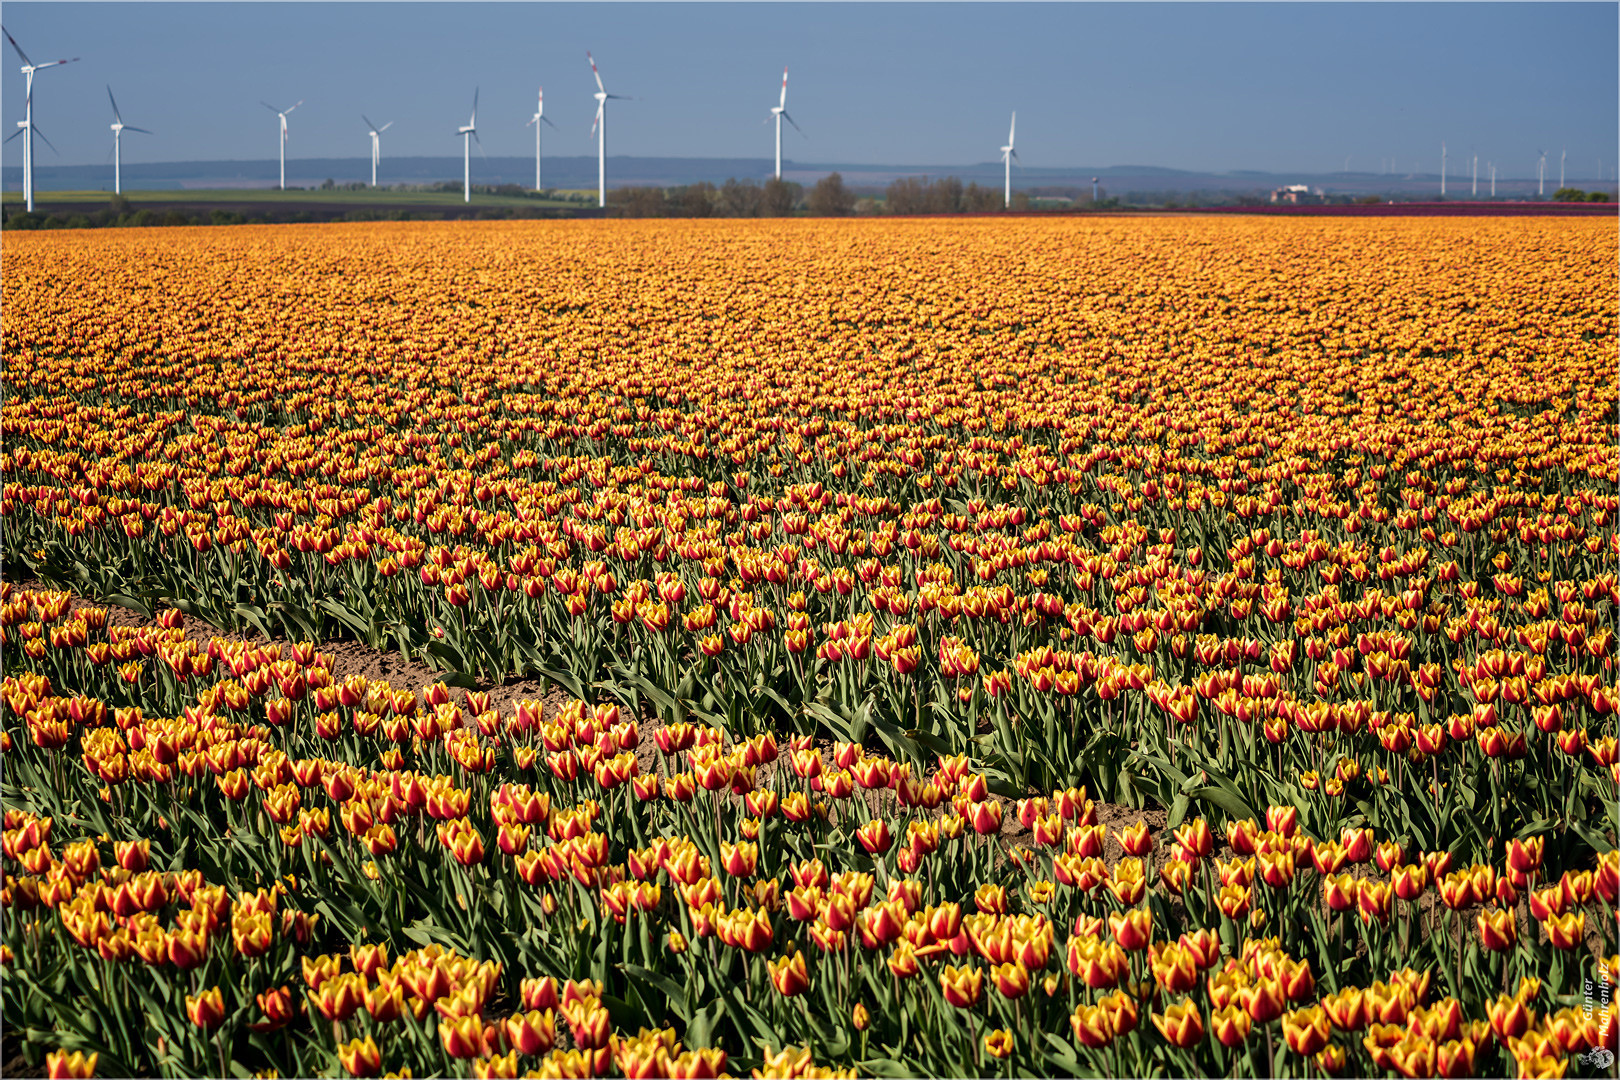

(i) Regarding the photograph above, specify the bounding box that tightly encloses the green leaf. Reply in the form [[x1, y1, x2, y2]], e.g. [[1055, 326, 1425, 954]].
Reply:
[[105, 593, 153, 618], [1168, 792, 1191, 829], [621, 964, 691, 1022], [1183, 783, 1259, 824], [317, 597, 372, 637], [1570, 820, 1616, 853], [906, 727, 956, 757], [232, 602, 274, 639]]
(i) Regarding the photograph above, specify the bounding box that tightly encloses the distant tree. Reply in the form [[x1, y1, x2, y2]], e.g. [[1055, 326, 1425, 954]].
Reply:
[[108, 193, 131, 215], [1010, 192, 1031, 212], [1552, 187, 1587, 202], [962, 183, 999, 213], [675, 182, 717, 217], [854, 197, 880, 215], [320, 178, 336, 191], [807, 172, 856, 216], [720, 178, 763, 217], [606, 186, 666, 217], [1588, 191, 1610, 202], [885, 177, 926, 214], [761, 178, 801, 216], [924, 177, 964, 214]]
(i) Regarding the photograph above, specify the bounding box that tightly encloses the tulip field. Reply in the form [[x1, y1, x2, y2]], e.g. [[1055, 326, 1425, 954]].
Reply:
[[2, 216, 1618, 1078]]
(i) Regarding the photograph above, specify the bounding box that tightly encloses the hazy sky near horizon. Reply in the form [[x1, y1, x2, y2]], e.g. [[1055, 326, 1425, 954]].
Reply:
[[3, 2, 1616, 178]]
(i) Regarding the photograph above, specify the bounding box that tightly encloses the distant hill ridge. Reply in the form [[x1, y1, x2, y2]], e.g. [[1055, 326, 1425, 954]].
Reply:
[[4, 155, 1581, 198]]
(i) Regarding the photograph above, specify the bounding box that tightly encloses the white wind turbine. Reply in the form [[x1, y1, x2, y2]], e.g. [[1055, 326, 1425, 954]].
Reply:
[[1559, 146, 1566, 189], [1000, 112, 1020, 209], [1440, 141, 1446, 197], [107, 86, 152, 196], [768, 67, 802, 180], [457, 89, 480, 203], [588, 51, 629, 208], [526, 87, 557, 191], [4, 27, 77, 213], [1537, 150, 1546, 196], [261, 99, 303, 190], [363, 115, 392, 187]]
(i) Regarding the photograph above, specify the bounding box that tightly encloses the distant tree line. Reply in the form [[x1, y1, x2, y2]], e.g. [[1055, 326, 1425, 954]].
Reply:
[[603, 173, 1118, 217], [0, 193, 591, 231], [1553, 187, 1611, 203]]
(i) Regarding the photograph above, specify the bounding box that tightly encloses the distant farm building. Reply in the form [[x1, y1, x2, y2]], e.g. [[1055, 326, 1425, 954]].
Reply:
[[1270, 184, 1324, 204]]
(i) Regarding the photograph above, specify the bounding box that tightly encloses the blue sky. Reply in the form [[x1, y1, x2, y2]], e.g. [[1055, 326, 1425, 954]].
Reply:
[[3, 3, 1616, 178]]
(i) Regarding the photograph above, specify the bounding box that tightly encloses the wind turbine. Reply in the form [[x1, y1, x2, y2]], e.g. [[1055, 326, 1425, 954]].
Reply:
[[1471, 152, 1477, 197], [768, 67, 802, 180], [1440, 141, 1446, 198], [457, 89, 479, 203], [4, 27, 77, 213], [525, 87, 557, 191], [1489, 161, 1495, 198], [261, 99, 303, 190], [588, 51, 629, 208], [362, 115, 392, 187], [1537, 150, 1546, 196], [1559, 146, 1566, 189], [999, 112, 1019, 209], [107, 86, 152, 196]]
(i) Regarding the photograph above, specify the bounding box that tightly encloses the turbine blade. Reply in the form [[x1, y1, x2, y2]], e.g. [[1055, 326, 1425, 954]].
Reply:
[[287, 99, 303, 113], [3, 127, 22, 145], [1009, 111, 1015, 145], [588, 51, 605, 94], [32, 124, 60, 155], [108, 85, 123, 123], [543, 116, 558, 129], [1011, 148, 1021, 165], [3, 27, 34, 67], [379, 121, 392, 133], [590, 103, 601, 138], [362, 113, 377, 131], [780, 67, 788, 109], [126, 125, 154, 135], [472, 87, 479, 124], [783, 112, 804, 137], [262, 101, 282, 113]]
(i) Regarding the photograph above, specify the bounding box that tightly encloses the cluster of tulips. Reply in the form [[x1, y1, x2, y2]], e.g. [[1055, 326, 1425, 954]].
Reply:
[[3, 216, 1617, 1074], [2, 585, 1618, 1077]]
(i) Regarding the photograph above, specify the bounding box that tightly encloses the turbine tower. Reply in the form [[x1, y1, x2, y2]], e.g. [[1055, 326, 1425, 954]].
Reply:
[[1489, 161, 1495, 198], [588, 51, 628, 208], [107, 86, 152, 196], [1559, 146, 1566, 189], [261, 99, 303, 190], [457, 89, 479, 203], [1440, 141, 1446, 198], [4, 27, 77, 213], [1471, 153, 1477, 197], [363, 115, 392, 187], [526, 87, 557, 191], [1537, 150, 1546, 196], [1000, 112, 1019, 209], [768, 67, 801, 180]]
